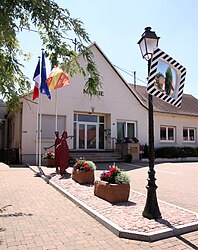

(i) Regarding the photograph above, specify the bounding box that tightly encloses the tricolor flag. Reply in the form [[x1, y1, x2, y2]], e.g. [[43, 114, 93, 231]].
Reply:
[[40, 50, 51, 99], [32, 58, 40, 100], [47, 66, 70, 91]]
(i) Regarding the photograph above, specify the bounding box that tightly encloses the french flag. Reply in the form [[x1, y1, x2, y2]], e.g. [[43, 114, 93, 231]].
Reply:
[[32, 58, 40, 100]]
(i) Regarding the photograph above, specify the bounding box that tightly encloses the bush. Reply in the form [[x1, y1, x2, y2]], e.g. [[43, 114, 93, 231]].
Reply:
[[155, 147, 179, 158], [100, 166, 130, 184], [115, 173, 130, 184], [73, 159, 96, 171], [142, 144, 148, 158], [124, 154, 132, 163], [155, 146, 198, 158]]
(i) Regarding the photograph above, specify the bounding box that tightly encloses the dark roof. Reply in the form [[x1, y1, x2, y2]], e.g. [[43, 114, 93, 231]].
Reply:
[[129, 84, 198, 117]]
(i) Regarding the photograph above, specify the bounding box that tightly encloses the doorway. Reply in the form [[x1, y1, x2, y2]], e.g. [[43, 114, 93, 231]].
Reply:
[[74, 114, 105, 150], [78, 123, 97, 149]]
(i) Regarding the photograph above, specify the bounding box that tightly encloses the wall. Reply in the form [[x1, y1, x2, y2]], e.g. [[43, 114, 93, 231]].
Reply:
[[20, 44, 148, 164], [154, 112, 198, 148]]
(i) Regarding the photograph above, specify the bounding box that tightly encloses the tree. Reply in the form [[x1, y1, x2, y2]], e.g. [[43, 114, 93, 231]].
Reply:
[[0, 0, 101, 110], [155, 72, 165, 91], [165, 67, 173, 95]]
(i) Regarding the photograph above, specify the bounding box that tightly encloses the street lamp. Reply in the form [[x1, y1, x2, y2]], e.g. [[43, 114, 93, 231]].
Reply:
[[137, 27, 161, 219]]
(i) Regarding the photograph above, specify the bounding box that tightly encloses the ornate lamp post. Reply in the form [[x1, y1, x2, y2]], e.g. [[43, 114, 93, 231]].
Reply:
[[137, 27, 161, 219]]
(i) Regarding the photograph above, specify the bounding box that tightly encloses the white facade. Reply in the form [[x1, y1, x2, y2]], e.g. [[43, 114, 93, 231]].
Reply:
[[154, 112, 198, 148], [7, 43, 198, 164], [17, 43, 147, 164]]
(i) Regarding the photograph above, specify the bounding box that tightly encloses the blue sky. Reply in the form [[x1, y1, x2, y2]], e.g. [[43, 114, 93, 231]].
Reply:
[[19, 0, 198, 98]]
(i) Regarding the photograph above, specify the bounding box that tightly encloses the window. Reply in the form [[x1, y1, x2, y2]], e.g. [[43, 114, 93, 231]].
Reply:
[[78, 114, 97, 122], [41, 115, 66, 139], [160, 126, 175, 142], [117, 121, 136, 140], [183, 127, 195, 142]]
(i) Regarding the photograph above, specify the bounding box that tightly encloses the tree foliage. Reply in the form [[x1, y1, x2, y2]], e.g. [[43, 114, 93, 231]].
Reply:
[[0, 0, 101, 110], [165, 66, 173, 95]]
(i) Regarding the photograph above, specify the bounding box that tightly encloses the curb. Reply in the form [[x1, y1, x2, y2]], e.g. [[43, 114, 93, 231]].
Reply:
[[29, 165, 198, 242]]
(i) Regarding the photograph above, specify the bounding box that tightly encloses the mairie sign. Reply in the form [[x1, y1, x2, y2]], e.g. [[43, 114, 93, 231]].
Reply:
[[148, 47, 186, 108]]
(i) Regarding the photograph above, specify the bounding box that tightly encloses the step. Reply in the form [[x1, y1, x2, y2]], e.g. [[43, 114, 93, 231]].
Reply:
[[69, 150, 123, 163]]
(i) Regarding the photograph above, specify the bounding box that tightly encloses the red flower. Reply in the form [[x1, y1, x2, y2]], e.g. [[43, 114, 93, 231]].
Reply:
[[74, 160, 94, 171], [100, 171, 111, 181], [84, 165, 91, 171], [109, 167, 117, 173]]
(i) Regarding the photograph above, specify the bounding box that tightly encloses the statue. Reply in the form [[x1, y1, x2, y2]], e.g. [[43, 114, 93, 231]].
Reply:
[[54, 131, 61, 172], [55, 131, 70, 175]]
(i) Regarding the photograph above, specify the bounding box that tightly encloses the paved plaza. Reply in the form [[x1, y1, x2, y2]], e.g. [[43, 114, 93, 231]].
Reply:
[[0, 162, 198, 249]]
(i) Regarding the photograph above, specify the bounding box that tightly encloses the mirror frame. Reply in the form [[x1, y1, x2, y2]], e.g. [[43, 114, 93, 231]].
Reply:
[[148, 47, 186, 108]]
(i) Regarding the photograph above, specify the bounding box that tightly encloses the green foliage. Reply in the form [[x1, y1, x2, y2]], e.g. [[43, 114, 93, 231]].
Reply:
[[142, 144, 148, 158], [115, 173, 130, 184], [0, 0, 101, 110], [108, 168, 121, 183], [73, 159, 96, 171], [155, 146, 198, 158], [85, 160, 97, 170], [124, 154, 132, 163], [165, 66, 173, 95], [100, 166, 130, 184]]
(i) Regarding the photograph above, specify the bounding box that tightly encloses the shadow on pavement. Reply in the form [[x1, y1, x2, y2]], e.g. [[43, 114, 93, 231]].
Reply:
[[0, 205, 33, 218], [96, 162, 149, 171], [156, 218, 198, 249], [111, 201, 137, 207]]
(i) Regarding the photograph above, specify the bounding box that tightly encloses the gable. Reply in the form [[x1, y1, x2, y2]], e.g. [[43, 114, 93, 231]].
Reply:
[[37, 43, 147, 116]]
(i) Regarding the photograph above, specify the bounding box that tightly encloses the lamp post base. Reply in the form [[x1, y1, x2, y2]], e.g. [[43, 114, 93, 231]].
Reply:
[[143, 186, 162, 219]]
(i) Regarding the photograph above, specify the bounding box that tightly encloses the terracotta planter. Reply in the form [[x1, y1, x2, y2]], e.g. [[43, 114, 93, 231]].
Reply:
[[72, 170, 94, 184], [94, 180, 130, 202], [46, 158, 55, 167]]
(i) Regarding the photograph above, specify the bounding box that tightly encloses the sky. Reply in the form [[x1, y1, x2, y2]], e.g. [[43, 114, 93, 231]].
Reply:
[[18, 0, 198, 98]]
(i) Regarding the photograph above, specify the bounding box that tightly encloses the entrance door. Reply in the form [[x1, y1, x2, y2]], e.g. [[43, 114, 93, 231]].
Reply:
[[78, 123, 97, 149], [74, 114, 105, 150]]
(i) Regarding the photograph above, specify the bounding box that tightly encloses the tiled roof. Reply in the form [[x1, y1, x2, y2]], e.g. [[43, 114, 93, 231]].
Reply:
[[129, 84, 198, 117]]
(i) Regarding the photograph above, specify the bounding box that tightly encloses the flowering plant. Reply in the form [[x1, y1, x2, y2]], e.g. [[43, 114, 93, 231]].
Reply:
[[73, 159, 96, 172], [43, 150, 55, 159], [100, 166, 130, 184]]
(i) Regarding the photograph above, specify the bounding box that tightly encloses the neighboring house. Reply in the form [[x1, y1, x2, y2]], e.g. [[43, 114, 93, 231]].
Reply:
[[5, 42, 198, 165], [0, 102, 6, 149], [130, 84, 198, 148]]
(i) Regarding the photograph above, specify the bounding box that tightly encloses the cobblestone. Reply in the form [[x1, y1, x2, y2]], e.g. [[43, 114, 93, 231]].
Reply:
[[0, 163, 198, 249]]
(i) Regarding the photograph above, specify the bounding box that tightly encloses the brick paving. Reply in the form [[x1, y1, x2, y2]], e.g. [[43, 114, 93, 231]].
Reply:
[[0, 162, 198, 249], [34, 166, 198, 235]]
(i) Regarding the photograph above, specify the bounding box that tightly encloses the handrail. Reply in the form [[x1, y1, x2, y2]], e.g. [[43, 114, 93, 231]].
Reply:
[[43, 135, 74, 151], [43, 144, 55, 151]]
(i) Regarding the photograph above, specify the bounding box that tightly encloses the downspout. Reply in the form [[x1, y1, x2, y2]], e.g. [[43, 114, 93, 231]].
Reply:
[[19, 102, 23, 164]]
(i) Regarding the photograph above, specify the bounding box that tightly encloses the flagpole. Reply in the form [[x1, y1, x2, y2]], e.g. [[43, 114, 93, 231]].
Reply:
[[55, 89, 58, 131], [35, 98, 39, 165], [46, 64, 70, 133], [38, 94, 42, 167], [33, 56, 41, 166]]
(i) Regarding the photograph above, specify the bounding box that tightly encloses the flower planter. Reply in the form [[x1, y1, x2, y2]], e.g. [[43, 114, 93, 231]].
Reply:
[[72, 170, 94, 184], [46, 158, 55, 167], [94, 180, 130, 202]]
